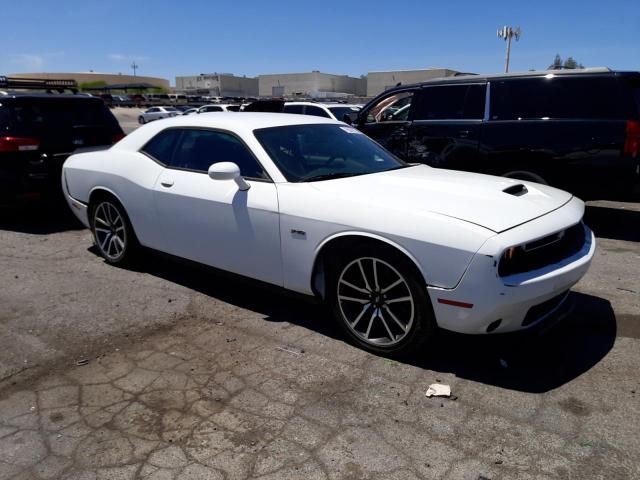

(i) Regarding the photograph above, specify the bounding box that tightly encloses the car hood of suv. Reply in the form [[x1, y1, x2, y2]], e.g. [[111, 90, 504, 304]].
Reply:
[[307, 165, 573, 233]]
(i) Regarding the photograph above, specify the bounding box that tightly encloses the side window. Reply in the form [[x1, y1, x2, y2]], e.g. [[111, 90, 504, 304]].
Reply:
[[364, 91, 414, 123], [140, 129, 182, 165], [411, 84, 486, 120], [304, 106, 331, 118], [283, 105, 304, 114], [170, 129, 268, 180], [491, 77, 619, 120]]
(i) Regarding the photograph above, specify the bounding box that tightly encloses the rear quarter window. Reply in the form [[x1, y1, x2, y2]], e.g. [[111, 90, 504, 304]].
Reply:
[[141, 128, 182, 165], [619, 77, 640, 119], [490, 76, 621, 120]]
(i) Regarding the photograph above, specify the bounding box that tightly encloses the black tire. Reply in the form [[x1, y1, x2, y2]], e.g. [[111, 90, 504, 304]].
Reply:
[[326, 245, 436, 358], [138, 116, 145, 125], [89, 196, 138, 266]]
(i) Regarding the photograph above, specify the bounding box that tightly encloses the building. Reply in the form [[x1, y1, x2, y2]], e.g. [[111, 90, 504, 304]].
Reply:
[[9, 72, 169, 89], [258, 71, 366, 98], [366, 68, 469, 96], [175, 74, 258, 97]]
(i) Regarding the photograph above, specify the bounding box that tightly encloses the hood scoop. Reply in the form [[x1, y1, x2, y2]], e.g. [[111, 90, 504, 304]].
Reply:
[[503, 184, 528, 197]]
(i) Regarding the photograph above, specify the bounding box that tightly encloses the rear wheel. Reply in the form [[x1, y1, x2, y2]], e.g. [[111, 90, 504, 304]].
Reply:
[[327, 247, 435, 357], [90, 198, 137, 266]]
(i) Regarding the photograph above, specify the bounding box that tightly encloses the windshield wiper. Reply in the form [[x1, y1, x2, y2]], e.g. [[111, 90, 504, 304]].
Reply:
[[298, 172, 360, 182]]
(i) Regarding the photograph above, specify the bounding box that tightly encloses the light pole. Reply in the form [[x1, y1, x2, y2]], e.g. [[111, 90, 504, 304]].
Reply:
[[497, 26, 521, 73], [131, 61, 139, 77]]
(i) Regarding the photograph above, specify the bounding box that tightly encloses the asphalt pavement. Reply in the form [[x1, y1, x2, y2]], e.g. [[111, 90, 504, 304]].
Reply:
[[0, 113, 638, 478]]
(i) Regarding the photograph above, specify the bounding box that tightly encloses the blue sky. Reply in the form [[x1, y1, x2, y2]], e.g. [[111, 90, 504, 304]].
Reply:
[[1, 0, 638, 84]]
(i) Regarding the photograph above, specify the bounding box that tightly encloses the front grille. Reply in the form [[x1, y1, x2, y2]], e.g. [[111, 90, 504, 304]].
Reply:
[[499, 222, 586, 277], [522, 290, 569, 326]]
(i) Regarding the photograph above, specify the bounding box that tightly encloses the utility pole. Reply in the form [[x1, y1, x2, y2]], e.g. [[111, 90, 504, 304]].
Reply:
[[497, 26, 521, 73], [131, 61, 139, 77]]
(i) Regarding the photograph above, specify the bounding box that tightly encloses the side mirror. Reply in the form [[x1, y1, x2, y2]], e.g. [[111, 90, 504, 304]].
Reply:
[[208, 162, 250, 191], [343, 111, 359, 125]]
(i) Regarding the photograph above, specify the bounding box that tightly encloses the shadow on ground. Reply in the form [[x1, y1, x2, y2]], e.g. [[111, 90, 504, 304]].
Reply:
[[584, 204, 640, 242], [115, 249, 617, 395], [0, 198, 84, 235]]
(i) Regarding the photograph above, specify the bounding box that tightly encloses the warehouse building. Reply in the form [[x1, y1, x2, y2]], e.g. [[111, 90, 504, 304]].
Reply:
[[175, 73, 258, 97], [9, 72, 169, 89], [366, 68, 470, 96], [258, 71, 366, 98]]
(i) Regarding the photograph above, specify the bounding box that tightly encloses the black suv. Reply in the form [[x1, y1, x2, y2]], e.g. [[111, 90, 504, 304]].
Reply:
[[351, 68, 640, 198], [0, 77, 124, 202]]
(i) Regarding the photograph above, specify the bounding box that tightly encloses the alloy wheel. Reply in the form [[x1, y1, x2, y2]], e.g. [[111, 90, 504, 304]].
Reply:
[[337, 257, 415, 347], [93, 201, 127, 261]]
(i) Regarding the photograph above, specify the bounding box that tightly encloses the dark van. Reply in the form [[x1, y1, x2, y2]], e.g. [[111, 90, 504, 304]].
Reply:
[[352, 68, 640, 198]]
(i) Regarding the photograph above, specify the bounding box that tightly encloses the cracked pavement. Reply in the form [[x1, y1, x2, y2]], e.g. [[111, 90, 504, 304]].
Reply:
[[0, 200, 639, 479]]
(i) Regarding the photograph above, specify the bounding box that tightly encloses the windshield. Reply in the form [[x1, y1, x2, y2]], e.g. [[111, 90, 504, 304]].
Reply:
[[254, 124, 407, 182], [328, 106, 360, 121]]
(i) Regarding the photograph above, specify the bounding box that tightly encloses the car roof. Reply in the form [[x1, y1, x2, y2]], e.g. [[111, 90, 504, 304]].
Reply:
[[114, 112, 343, 152], [172, 112, 339, 128], [284, 102, 360, 107], [377, 68, 640, 93], [200, 104, 239, 108]]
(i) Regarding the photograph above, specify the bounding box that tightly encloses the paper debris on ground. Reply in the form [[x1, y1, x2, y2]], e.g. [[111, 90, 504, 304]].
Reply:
[[425, 383, 451, 398]]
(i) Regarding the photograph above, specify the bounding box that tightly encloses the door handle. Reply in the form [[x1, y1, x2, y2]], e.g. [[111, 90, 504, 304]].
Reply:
[[160, 179, 174, 187], [459, 130, 471, 138]]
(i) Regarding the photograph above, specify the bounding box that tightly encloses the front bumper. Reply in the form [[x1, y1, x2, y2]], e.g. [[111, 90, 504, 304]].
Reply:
[[428, 217, 595, 335]]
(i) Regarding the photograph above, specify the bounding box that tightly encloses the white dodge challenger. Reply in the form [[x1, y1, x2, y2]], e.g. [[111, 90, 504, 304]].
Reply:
[[62, 113, 595, 356]]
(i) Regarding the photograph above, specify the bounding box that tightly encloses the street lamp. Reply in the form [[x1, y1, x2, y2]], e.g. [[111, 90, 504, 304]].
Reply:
[[497, 26, 521, 73]]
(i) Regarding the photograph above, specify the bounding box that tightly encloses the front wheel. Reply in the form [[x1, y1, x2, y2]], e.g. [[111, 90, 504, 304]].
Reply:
[[138, 116, 146, 124], [327, 248, 436, 357], [90, 198, 137, 266]]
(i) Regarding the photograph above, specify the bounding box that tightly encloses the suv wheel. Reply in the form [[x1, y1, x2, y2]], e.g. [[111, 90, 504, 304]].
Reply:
[[90, 198, 137, 266], [327, 247, 435, 357]]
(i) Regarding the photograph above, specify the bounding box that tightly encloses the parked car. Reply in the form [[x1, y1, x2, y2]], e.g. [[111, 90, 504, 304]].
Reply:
[[350, 68, 640, 198], [62, 113, 594, 356], [284, 102, 361, 122], [197, 104, 241, 113], [180, 108, 199, 116], [168, 94, 188, 104], [0, 85, 124, 202], [111, 95, 136, 108], [138, 106, 180, 124]]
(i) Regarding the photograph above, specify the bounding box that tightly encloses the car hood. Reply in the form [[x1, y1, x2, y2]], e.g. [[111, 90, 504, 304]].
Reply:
[[307, 165, 573, 233]]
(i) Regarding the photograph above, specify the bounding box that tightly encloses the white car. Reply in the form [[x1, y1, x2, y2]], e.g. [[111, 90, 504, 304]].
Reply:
[[283, 102, 361, 122], [198, 104, 241, 113], [61, 114, 595, 356], [138, 106, 180, 124]]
